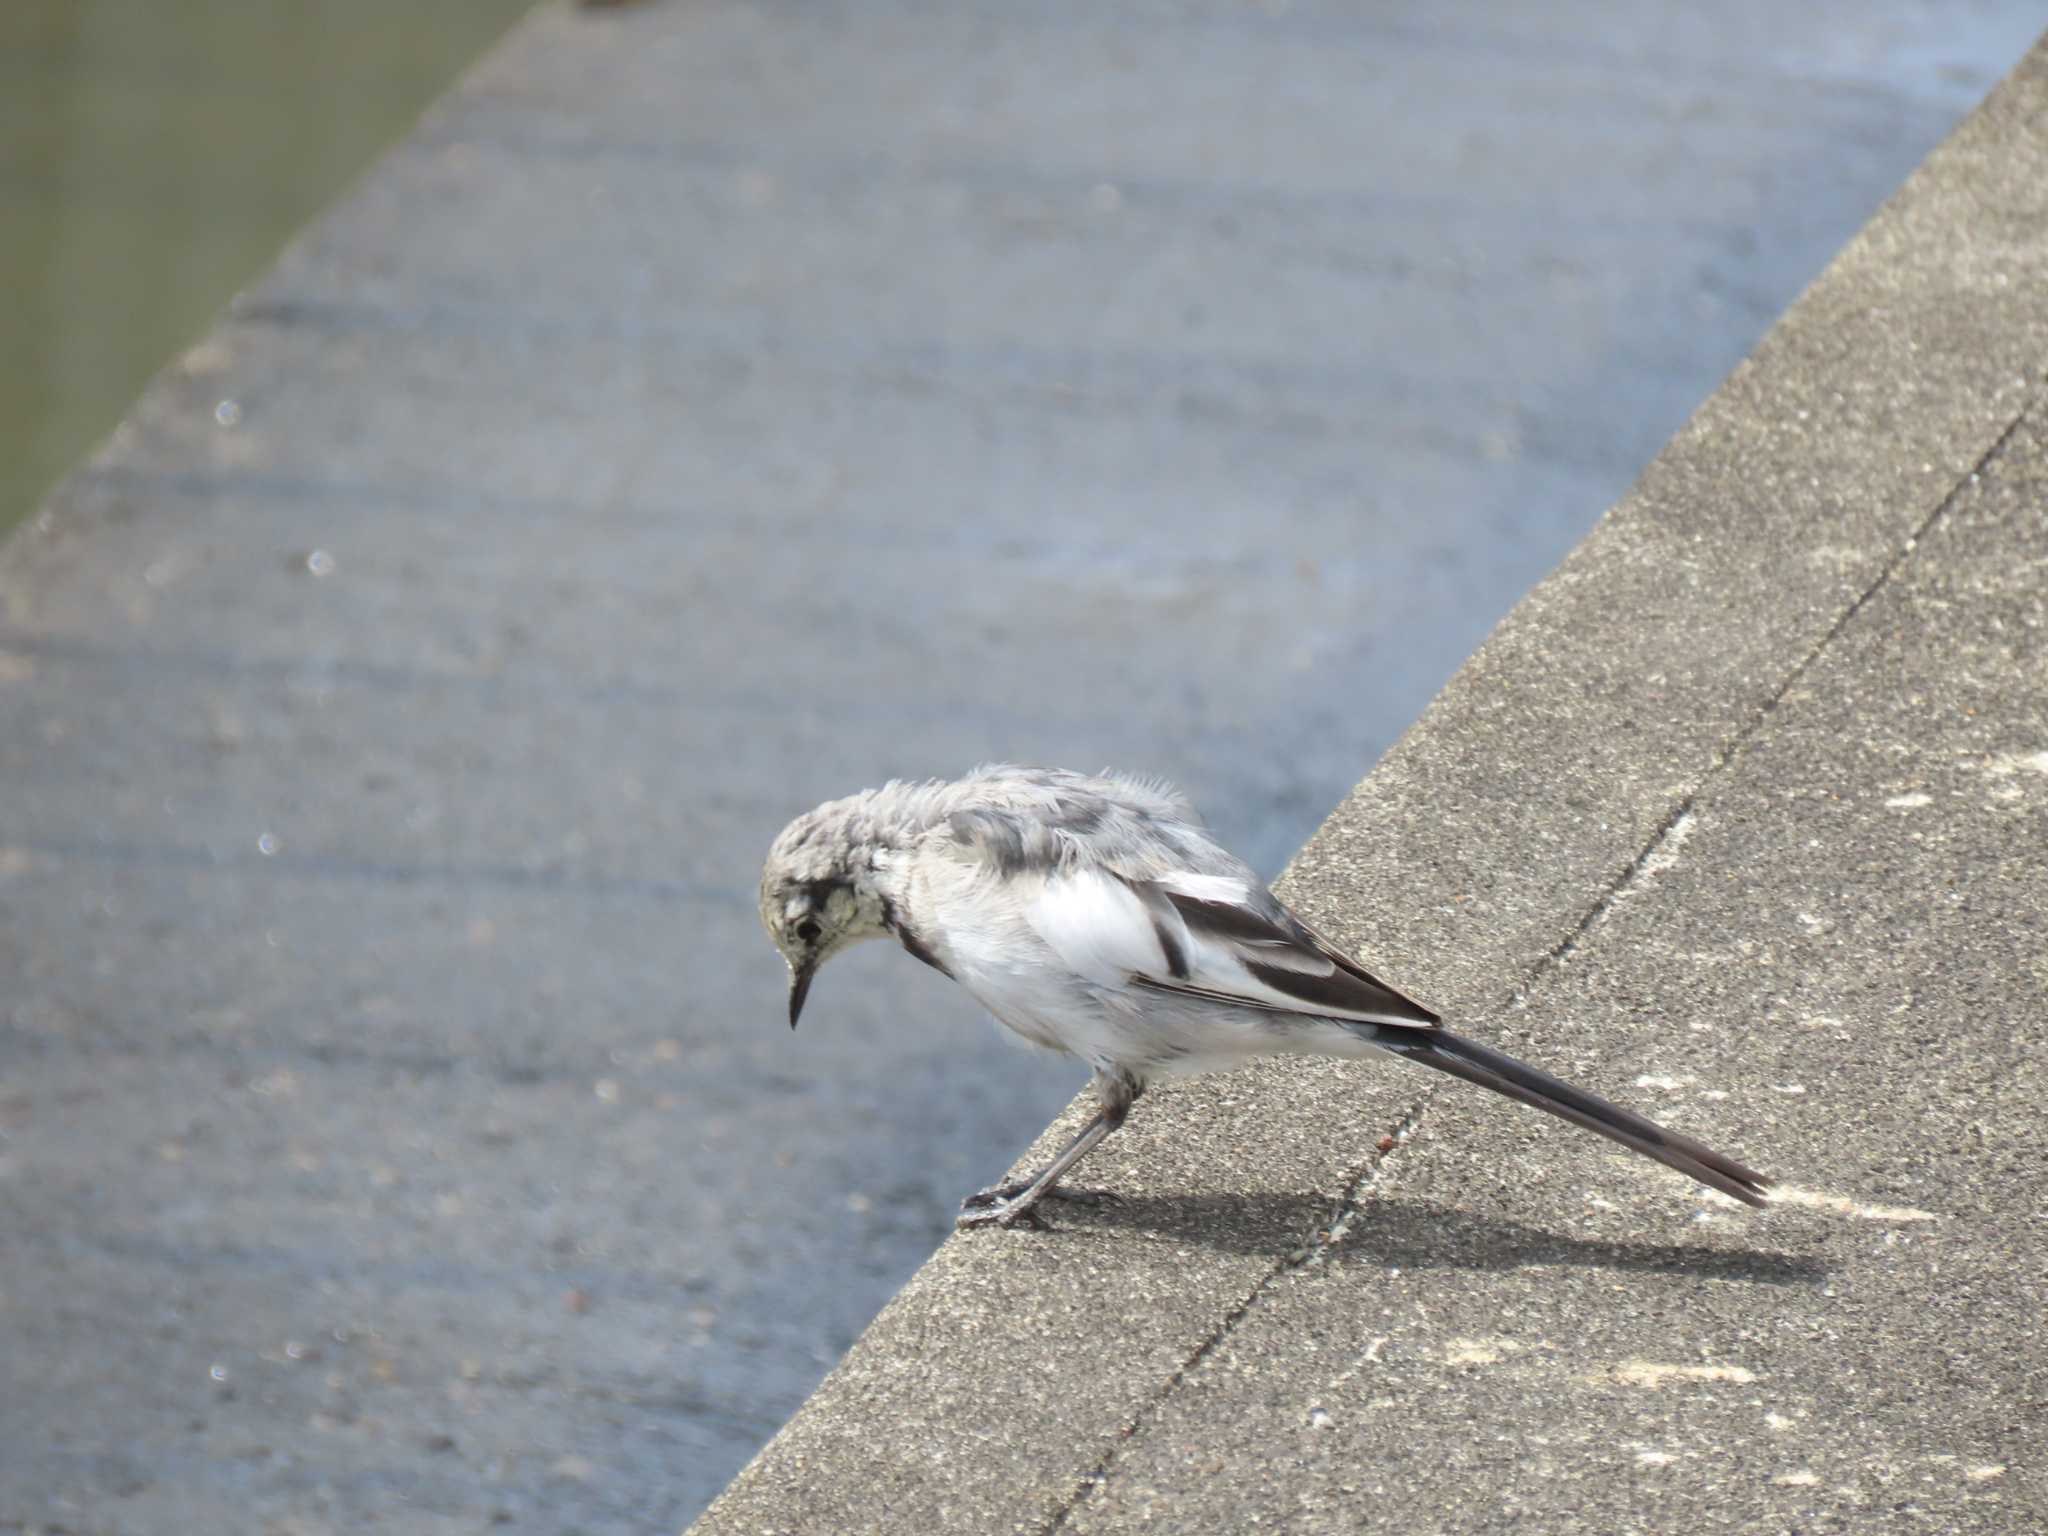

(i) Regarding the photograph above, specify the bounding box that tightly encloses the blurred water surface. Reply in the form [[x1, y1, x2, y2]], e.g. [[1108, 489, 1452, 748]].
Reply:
[[0, 0, 536, 536]]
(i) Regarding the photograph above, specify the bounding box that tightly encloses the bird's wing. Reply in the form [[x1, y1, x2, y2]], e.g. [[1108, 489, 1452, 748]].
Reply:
[[1024, 866, 1439, 1030]]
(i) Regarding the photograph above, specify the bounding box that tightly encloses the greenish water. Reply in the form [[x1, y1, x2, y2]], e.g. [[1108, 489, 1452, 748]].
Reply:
[[0, 0, 538, 538]]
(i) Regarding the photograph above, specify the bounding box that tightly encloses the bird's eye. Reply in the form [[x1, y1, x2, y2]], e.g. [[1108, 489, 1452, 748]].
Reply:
[[795, 917, 822, 945]]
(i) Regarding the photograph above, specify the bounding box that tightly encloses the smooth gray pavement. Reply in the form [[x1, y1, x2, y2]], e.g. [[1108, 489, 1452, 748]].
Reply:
[[1, 2, 2043, 1532], [694, 34, 2048, 1536]]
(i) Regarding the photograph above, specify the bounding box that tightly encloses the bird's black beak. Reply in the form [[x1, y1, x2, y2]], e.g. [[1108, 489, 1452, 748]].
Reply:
[[787, 957, 816, 1029]]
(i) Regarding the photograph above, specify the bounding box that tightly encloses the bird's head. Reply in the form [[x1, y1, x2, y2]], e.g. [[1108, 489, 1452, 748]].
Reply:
[[759, 804, 891, 1027]]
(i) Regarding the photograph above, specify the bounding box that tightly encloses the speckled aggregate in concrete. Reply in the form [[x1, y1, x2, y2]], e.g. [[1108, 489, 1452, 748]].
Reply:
[[689, 34, 2048, 1536]]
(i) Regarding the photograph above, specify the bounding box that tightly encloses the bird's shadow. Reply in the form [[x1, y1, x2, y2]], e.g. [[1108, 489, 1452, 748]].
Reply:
[[1051, 1188, 1831, 1287]]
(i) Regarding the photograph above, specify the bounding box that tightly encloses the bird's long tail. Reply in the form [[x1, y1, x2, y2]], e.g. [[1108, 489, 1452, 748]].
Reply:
[[1375, 1027, 1772, 1208]]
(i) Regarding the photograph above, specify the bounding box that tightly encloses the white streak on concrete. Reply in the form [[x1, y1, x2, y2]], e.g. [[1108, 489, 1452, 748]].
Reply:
[[1885, 792, 1933, 809], [1605, 1361, 1757, 1389], [1630, 811, 1694, 889], [1444, 1337, 1521, 1366], [1984, 749, 2048, 776], [1773, 1184, 1938, 1222]]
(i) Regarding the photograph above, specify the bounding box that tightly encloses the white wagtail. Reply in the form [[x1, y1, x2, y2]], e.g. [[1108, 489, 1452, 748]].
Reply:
[[760, 765, 1770, 1229]]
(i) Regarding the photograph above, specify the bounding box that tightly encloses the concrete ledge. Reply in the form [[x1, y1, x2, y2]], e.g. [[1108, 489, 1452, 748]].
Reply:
[[690, 33, 2048, 1536]]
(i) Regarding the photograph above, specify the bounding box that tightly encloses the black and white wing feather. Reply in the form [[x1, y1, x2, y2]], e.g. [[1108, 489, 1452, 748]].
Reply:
[[1134, 876, 1439, 1027], [1023, 865, 1439, 1030]]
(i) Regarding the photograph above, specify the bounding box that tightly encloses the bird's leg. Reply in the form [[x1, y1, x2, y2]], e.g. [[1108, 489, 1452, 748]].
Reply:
[[958, 1071, 1141, 1230], [957, 1113, 1113, 1220]]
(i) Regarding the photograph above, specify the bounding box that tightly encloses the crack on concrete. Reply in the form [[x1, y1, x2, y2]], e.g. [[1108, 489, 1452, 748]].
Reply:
[[1039, 1102, 1426, 1534], [1037, 393, 2038, 1536], [1526, 397, 2037, 990], [1296, 1101, 1429, 1269]]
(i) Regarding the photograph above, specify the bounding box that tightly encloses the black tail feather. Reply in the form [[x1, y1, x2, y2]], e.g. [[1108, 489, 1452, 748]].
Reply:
[[1378, 1028, 1772, 1208]]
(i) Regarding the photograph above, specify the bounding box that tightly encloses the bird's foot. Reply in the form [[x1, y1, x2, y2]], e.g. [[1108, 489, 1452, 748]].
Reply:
[[961, 1179, 1121, 1209], [956, 1180, 1117, 1230], [955, 1194, 1051, 1231]]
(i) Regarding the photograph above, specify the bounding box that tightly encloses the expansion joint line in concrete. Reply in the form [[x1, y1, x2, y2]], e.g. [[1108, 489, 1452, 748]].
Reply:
[[1034, 385, 2041, 1536], [1038, 1101, 1428, 1536], [1529, 391, 2041, 991]]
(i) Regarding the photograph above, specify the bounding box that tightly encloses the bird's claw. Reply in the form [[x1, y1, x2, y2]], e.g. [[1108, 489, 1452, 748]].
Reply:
[[958, 1179, 1050, 1229], [955, 1198, 1052, 1231], [961, 1180, 1117, 1208], [956, 1180, 1120, 1230]]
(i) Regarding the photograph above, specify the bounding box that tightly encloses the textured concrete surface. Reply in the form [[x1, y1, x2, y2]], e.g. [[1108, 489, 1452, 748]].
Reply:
[[691, 32, 2048, 1536], [3, 1, 2045, 1532]]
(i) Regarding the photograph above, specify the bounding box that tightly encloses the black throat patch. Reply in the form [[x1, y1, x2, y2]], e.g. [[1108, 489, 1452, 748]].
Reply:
[[880, 895, 952, 979]]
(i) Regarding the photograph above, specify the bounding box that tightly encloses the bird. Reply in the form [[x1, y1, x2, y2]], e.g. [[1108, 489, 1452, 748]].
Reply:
[[758, 765, 1771, 1230]]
